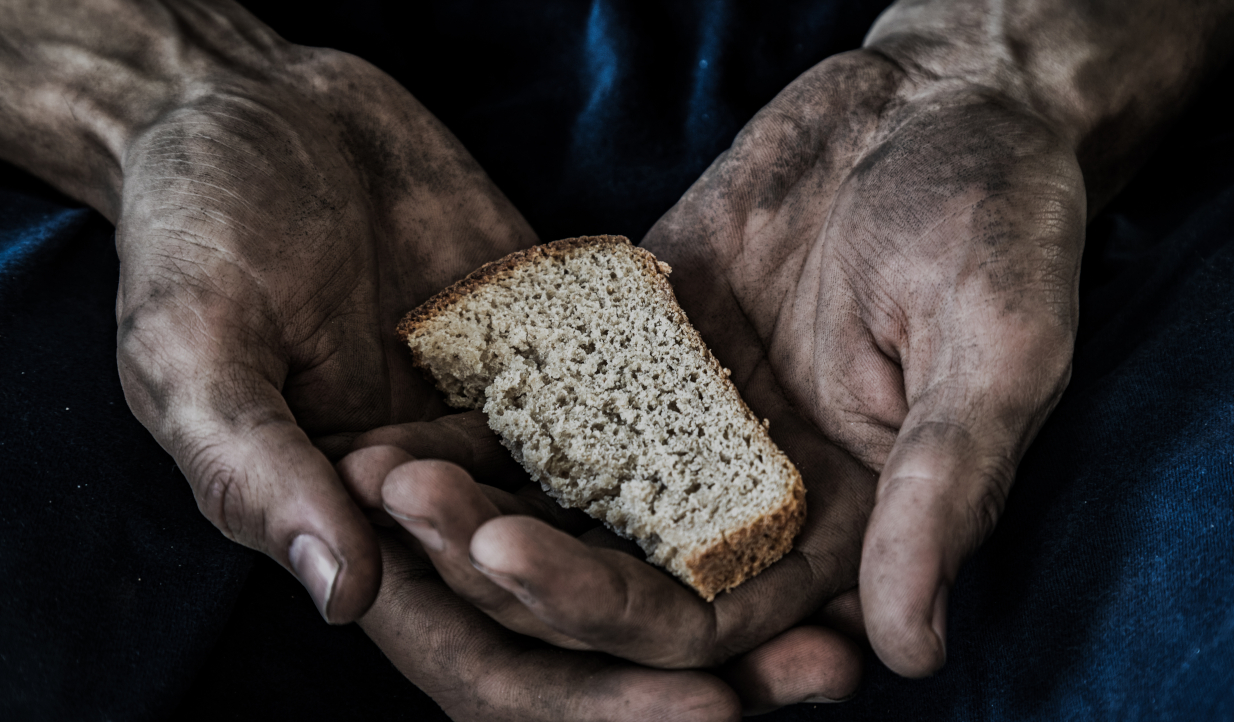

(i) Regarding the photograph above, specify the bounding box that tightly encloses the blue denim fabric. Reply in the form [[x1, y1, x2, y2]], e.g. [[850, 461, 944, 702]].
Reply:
[[1, 2, 1230, 720]]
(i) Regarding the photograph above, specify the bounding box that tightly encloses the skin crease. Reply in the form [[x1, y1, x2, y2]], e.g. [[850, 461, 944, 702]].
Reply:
[[341, 429, 862, 716], [1, 0, 864, 715], [643, 51, 1085, 676], [347, 48, 1080, 682], [4, 0, 1234, 719], [108, 41, 544, 626], [342, 0, 1234, 701]]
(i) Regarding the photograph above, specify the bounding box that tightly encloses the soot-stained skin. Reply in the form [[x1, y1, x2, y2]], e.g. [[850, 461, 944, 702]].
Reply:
[[10, 2, 547, 634], [3, 2, 828, 715], [106, 52, 538, 623], [636, 1, 1232, 682], [649, 49, 1083, 473], [641, 45, 1086, 677], [115, 47, 536, 459]]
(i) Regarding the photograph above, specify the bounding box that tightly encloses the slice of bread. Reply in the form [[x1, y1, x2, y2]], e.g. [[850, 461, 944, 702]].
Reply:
[[398, 235, 805, 600]]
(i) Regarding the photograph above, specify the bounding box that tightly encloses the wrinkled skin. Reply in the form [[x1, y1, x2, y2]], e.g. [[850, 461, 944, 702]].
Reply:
[[7, 0, 1230, 717], [347, 48, 1085, 689], [342, 415, 865, 717], [112, 35, 861, 719], [362, 528, 747, 722], [112, 43, 538, 623], [346, 414, 866, 719], [2, 0, 863, 716], [645, 49, 1083, 676]]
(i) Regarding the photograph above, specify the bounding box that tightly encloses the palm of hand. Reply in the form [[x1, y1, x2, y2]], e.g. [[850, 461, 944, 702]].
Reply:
[[345, 51, 1086, 695], [114, 47, 535, 619], [644, 49, 1085, 674], [327, 49, 1086, 714]]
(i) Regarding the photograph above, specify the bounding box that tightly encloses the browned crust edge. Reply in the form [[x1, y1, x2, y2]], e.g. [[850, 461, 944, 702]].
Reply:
[[397, 236, 642, 384], [397, 235, 635, 344], [683, 477, 807, 601], [396, 235, 808, 600], [630, 239, 809, 600]]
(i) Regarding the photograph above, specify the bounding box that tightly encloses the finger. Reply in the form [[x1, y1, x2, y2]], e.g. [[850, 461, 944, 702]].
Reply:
[[338, 439, 596, 593], [578, 524, 646, 557], [118, 318, 379, 624], [376, 457, 592, 537], [468, 510, 856, 670], [362, 532, 742, 722], [720, 625, 862, 714], [381, 460, 591, 648], [352, 410, 528, 491], [339, 433, 590, 527], [813, 588, 866, 642], [860, 358, 1068, 677], [470, 515, 720, 668], [337, 444, 416, 516], [468, 361, 877, 669]]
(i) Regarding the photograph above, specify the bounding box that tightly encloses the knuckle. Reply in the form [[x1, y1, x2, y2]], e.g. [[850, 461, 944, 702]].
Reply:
[[747, 106, 814, 152], [116, 290, 214, 379], [185, 441, 255, 544], [298, 47, 381, 89], [116, 301, 189, 424], [963, 455, 1016, 552], [680, 604, 722, 669], [884, 417, 1019, 548], [963, 487, 1004, 556], [802, 544, 861, 594], [118, 301, 283, 436], [902, 418, 969, 446], [116, 302, 173, 375]]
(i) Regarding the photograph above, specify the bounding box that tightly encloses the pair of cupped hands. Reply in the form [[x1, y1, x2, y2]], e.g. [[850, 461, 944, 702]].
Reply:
[[113, 35, 1082, 721]]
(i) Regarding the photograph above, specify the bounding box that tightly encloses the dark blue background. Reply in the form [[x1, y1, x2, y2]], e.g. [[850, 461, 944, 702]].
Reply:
[[2, 2, 1231, 720]]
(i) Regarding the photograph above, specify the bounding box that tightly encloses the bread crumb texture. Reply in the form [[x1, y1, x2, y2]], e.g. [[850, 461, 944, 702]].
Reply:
[[399, 236, 805, 600]]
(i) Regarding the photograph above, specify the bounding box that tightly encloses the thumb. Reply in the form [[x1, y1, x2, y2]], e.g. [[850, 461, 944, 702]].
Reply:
[[118, 318, 380, 624], [194, 408, 381, 624], [859, 382, 1060, 677]]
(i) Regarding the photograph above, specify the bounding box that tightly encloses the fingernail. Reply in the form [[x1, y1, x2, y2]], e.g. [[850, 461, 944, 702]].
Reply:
[[384, 508, 446, 552], [289, 534, 340, 624], [470, 554, 536, 605], [932, 584, 950, 665]]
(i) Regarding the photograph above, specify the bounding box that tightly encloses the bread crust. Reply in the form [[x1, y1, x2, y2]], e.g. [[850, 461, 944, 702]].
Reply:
[[398, 235, 807, 600], [397, 236, 636, 348], [684, 480, 806, 601]]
